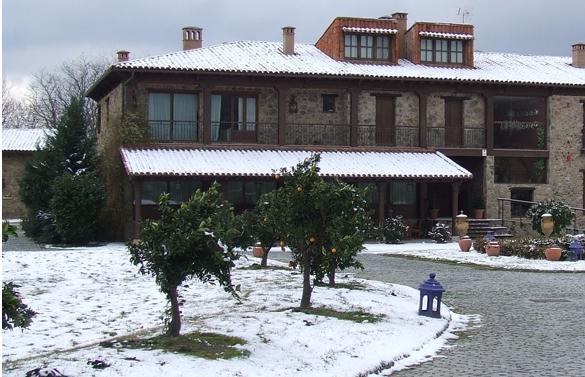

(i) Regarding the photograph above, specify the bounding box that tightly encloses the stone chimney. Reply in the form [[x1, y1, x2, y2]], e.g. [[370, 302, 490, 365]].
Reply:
[[183, 27, 203, 50], [282, 26, 295, 55], [392, 12, 408, 59], [572, 43, 585, 68], [117, 50, 130, 62]]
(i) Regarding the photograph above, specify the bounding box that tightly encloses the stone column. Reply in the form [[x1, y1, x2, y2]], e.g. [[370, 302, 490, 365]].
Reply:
[[417, 91, 428, 148], [201, 85, 212, 143]]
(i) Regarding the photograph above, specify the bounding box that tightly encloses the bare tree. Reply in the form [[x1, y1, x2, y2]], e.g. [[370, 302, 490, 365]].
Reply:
[[2, 80, 32, 128], [27, 56, 110, 131]]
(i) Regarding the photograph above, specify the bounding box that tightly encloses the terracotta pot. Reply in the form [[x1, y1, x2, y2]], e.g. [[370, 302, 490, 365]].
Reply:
[[544, 247, 562, 261], [473, 209, 485, 220], [485, 241, 500, 257], [458, 236, 472, 252], [430, 209, 440, 219], [252, 246, 265, 258]]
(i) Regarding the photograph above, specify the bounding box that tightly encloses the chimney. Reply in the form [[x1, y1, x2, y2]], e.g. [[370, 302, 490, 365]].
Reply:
[[573, 43, 585, 68], [183, 26, 203, 50], [392, 12, 408, 59], [282, 26, 295, 55], [117, 50, 130, 62]]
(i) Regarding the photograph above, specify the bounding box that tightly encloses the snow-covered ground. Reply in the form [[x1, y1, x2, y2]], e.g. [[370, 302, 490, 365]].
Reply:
[[363, 241, 585, 272], [2, 244, 474, 377]]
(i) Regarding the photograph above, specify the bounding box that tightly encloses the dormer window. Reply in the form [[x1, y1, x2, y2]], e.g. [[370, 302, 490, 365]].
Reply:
[[420, 38, 464, 64], [344, 33, 391, 61]]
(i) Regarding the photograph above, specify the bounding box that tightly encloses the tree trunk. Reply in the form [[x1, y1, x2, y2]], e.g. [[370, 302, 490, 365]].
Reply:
[[300, 247, 312, 308], [167, 285, 181, 337], [327, 262, 336, 287], [260, 246, 272, 267]]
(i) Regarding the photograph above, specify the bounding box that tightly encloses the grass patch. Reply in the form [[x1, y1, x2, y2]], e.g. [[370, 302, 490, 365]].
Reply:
[[239, 263, 291, 271], [293, 306, 384, 323], [314, 281, 367, 290], [100, 331, 250, 360]]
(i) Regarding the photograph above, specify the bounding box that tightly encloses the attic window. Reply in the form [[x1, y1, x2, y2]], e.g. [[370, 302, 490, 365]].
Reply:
[[344, 34, 391, 61], [420, 38, 464, 64]]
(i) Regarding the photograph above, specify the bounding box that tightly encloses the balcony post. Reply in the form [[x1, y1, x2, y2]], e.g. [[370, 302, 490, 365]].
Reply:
[[202, 85, 211, 143], [484, 94, 494, 153], [451, 181, 461, 233], [133, 179, 142, 238], [416, 91, 428, 148], [378, 181, 387, 224], [277, 87, 288, 145], [350, 88, 359, 146]]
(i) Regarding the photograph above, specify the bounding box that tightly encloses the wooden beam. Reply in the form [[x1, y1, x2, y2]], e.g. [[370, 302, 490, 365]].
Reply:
[[133, 179, 142, 238], [350, 88, 359, 146], [201, 85, 211, 143], [417, 91, 428, 148], [378, 182, 387, 225], [484, 94, 494, 154], [276, 87, 288, 145], [451, 181, 461, 233]]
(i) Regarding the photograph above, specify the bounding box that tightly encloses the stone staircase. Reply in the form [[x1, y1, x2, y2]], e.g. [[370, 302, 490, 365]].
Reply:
[[467, 219, 513, 239]]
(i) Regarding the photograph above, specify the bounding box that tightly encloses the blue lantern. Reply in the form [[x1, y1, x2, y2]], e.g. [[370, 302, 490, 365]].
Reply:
[[418, 273, 445, 318], [483, 231, 496, 242], [569, 239, 583, 261]]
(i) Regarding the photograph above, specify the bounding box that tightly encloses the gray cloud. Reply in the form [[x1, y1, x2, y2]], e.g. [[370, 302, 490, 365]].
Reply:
[[3, 0, 585, 84]]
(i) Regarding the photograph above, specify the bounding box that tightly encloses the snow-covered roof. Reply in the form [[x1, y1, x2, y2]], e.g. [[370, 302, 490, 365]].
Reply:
[[120, 147, 473, 180], [342, 27, 398, 34], [419, 31, 474, 40], [113, 41, 585, 87], [2, 128, 50, 152]]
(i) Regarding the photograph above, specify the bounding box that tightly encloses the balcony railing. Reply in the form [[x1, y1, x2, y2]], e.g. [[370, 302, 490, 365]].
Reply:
[[149, 120, 199, 141], [427, 127, 485, 148], [211, 121, 257, 143], [357, 126, 419, 147], [286, 123, 350, 146]]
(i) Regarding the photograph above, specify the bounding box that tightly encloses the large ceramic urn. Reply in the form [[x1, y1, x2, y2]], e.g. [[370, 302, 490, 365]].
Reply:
[[540, 213, 554, 237]]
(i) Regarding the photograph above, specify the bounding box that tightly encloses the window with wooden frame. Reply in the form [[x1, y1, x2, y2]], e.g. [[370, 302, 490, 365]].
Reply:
[[148, 92, 199, 141], [141, 180, 202, 205], [322, 94, 337, 112], [211, 94, 257, 143], [344, 33, 391, 61], [420, 38, 464, 64]]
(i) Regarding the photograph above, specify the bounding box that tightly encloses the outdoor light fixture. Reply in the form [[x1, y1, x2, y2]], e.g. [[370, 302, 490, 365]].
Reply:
[[418, 273, 445, 319]]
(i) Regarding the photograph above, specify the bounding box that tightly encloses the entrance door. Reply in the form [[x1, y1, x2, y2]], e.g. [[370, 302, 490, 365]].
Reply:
[[445, 98, 463, 147], [376, 96, 395, 146]]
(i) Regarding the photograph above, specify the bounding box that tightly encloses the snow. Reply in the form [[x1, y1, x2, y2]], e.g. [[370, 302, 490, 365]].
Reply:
[[2, 128, 50, 152], [418, 31, 474, 40], [363, 241, 585, 272], [2, 244, 473, 377], [342, 27, 398, 34], [120, 148, 472, 179], [114, 41, 585, 87]]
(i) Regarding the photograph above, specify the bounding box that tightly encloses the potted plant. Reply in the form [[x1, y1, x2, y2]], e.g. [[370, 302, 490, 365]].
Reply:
[[471, 194, 486, 219]]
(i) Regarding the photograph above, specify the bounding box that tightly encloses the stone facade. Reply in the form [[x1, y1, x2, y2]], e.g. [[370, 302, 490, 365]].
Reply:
[[485, 95, 585, 227], [2, 153, 32, 219]]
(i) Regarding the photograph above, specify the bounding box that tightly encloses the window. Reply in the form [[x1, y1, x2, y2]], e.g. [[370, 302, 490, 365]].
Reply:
[[389, 182, 416, 205], [141, 180, 202, 205], [420, 38, 465, 64], [344, 33, 391, 60], [211, 94, 256, 142], [510, 188, 534, 217], [494, 96, 546, 149], [222, 181, 276, 205], [148, 93, 198, 141], [322, 94, 337, 112], [495, 157, 547, 184]]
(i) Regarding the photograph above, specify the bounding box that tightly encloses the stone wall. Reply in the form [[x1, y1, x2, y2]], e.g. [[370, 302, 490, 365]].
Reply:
[[2, 153, 32, 219], [484, 95, 585, 228]]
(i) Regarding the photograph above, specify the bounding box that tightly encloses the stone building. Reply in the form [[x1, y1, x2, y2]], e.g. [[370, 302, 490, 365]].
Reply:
[[87, 13, 585, 238], [2, 129, 49, 219]]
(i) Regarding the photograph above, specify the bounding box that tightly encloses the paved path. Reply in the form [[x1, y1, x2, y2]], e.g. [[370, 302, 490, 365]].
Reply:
[[267, 251, 585, 376]]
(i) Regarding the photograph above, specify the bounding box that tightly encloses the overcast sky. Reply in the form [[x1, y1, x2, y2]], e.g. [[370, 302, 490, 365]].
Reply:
[[3, 0, 585, 94]]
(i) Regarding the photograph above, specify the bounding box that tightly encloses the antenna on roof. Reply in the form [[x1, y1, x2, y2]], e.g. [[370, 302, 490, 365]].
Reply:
[[457, 7, 471, 23]]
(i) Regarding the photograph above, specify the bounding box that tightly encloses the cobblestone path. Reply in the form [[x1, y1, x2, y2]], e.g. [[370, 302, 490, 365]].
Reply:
[[268, 251, 585, 377]]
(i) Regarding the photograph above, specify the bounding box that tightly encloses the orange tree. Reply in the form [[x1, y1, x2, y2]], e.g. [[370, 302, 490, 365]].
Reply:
[[272, 154, 372, 307], [128, 183, 240, 336]]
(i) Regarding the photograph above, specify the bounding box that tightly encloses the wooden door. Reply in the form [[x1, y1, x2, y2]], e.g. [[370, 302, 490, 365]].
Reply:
[[445, 99, 463, 147], [376, 96, 395, 146]]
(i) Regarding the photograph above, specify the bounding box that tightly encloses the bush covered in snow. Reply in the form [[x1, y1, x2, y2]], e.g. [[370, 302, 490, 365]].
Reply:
[[428, 223, 451, 243], [526, 199, 574, 236], [380, 216, 409, 244]]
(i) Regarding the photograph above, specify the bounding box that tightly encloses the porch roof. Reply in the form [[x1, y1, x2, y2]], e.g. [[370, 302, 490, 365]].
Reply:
[[2, 128, 50, 152], [120, 147, 473, 180]]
